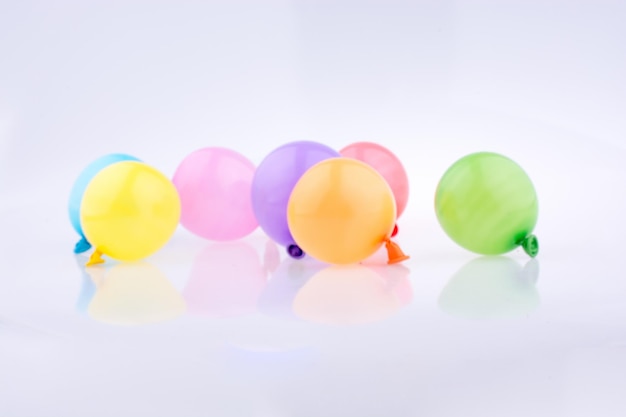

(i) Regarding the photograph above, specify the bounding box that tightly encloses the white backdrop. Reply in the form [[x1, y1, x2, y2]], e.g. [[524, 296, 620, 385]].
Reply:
[[1, 2, 625, 417]]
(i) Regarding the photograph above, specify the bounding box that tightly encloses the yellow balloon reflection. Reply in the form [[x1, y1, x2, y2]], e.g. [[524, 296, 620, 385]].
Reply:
[[438, 257, 540, 319], [87, 263, 186, 325], [293, 264, 412, 325]]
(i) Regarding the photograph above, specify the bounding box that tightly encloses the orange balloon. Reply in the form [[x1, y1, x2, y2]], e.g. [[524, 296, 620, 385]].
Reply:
[[287, 158, 397, 264]]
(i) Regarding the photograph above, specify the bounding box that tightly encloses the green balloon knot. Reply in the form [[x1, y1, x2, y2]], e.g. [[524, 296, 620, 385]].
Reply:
[[521, 235, 539, 258]]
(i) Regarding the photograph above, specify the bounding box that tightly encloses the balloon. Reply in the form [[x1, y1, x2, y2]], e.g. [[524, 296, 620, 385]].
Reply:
[[87, 263, 186, 326], [81, 161, 181, 265], [172, 147, 258, 241], [435, 152, 539, 257], [287, 158, 409, 265], [68, 153, 140, 253], [340, 142, 409, 218], [251, 141, 340, 256]]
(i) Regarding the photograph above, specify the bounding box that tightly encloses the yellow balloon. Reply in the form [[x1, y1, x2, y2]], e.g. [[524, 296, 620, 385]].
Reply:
[[81, 161, 181, 264], [287, 158, 399, 265]]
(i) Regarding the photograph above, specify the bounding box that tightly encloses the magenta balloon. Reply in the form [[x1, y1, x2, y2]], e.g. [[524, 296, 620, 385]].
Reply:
[[251, 141, 340, 247], [340, 142, 409, 218], [172, 147, 258, 241]]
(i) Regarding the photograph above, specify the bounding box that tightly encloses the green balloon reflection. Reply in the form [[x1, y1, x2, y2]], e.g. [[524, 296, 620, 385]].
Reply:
[[439, 256, 540, 319]]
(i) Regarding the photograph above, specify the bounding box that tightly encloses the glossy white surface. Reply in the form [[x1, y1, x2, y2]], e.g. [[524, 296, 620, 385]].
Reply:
[[1, 2, 625, 416]]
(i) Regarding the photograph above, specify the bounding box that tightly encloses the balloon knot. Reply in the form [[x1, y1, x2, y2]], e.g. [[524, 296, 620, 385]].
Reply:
[[287, 244, 305, 259], [73, 237, 92, 254], [521, 234, 539, 258], [86, 250, 105, 266], [385, 239, 410, 264]]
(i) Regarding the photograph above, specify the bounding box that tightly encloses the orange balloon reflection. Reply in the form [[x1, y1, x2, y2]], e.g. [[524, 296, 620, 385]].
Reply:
[[293, 264, 412, 325]]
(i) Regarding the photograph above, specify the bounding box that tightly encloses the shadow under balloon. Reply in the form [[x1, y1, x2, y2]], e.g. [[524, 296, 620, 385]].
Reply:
[[438, 256, 540, 319], [82, 262, 186, 326], [292, 263, 413, 325]]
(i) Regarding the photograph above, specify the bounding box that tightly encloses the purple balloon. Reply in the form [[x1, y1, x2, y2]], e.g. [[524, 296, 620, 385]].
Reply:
[[251, 141, 340, 248]]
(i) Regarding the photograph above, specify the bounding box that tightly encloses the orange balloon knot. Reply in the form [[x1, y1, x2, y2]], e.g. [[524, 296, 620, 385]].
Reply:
[[385, 239, 410, 264]]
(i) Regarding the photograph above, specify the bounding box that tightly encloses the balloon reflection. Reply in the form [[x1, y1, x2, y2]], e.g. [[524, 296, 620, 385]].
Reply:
[[368, 264, 413, 306], [74, 255, 97, 314], [263, 239, 281, 275], [87, 262, 186, 325], [293, 264, 412, 325], [183, 242, 266, 318], [438, 257, 540, 319]]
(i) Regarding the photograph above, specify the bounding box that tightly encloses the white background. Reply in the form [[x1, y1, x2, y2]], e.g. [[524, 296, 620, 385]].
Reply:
[[1, 1, 625, 416]]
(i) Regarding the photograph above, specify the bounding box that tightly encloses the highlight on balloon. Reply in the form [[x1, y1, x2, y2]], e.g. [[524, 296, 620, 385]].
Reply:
[[435, 152, 539, 257], [77, 160, 181, 266], [68, 143, 412, 267], [173, 147, 258, 242], [251, 141, 340, 260], [68, 153, 141, 254], [287, 157, 409, 265], [340, 141, 409, 238], [68, 144, 540, 268]]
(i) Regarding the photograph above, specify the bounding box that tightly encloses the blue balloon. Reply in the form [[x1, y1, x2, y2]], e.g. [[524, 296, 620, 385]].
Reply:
[[68, 153, 140, 253]]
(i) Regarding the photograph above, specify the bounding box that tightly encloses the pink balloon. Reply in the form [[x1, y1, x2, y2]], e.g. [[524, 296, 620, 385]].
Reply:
[[173, 147, 258, 241], [340, 142, 409, 218]]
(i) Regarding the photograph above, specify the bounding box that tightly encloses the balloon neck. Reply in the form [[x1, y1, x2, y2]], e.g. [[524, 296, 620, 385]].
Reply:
[[74, 237, 92, 254], [385, 239, 410, 264], [86, 250, 105, 267], [391, 224, 399, 238], [286, 244, 306, 260], [521, 234, 539, 258]]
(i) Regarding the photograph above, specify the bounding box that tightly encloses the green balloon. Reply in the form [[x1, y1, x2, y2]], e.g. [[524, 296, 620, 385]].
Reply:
[[435, 152, 539, 257]]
